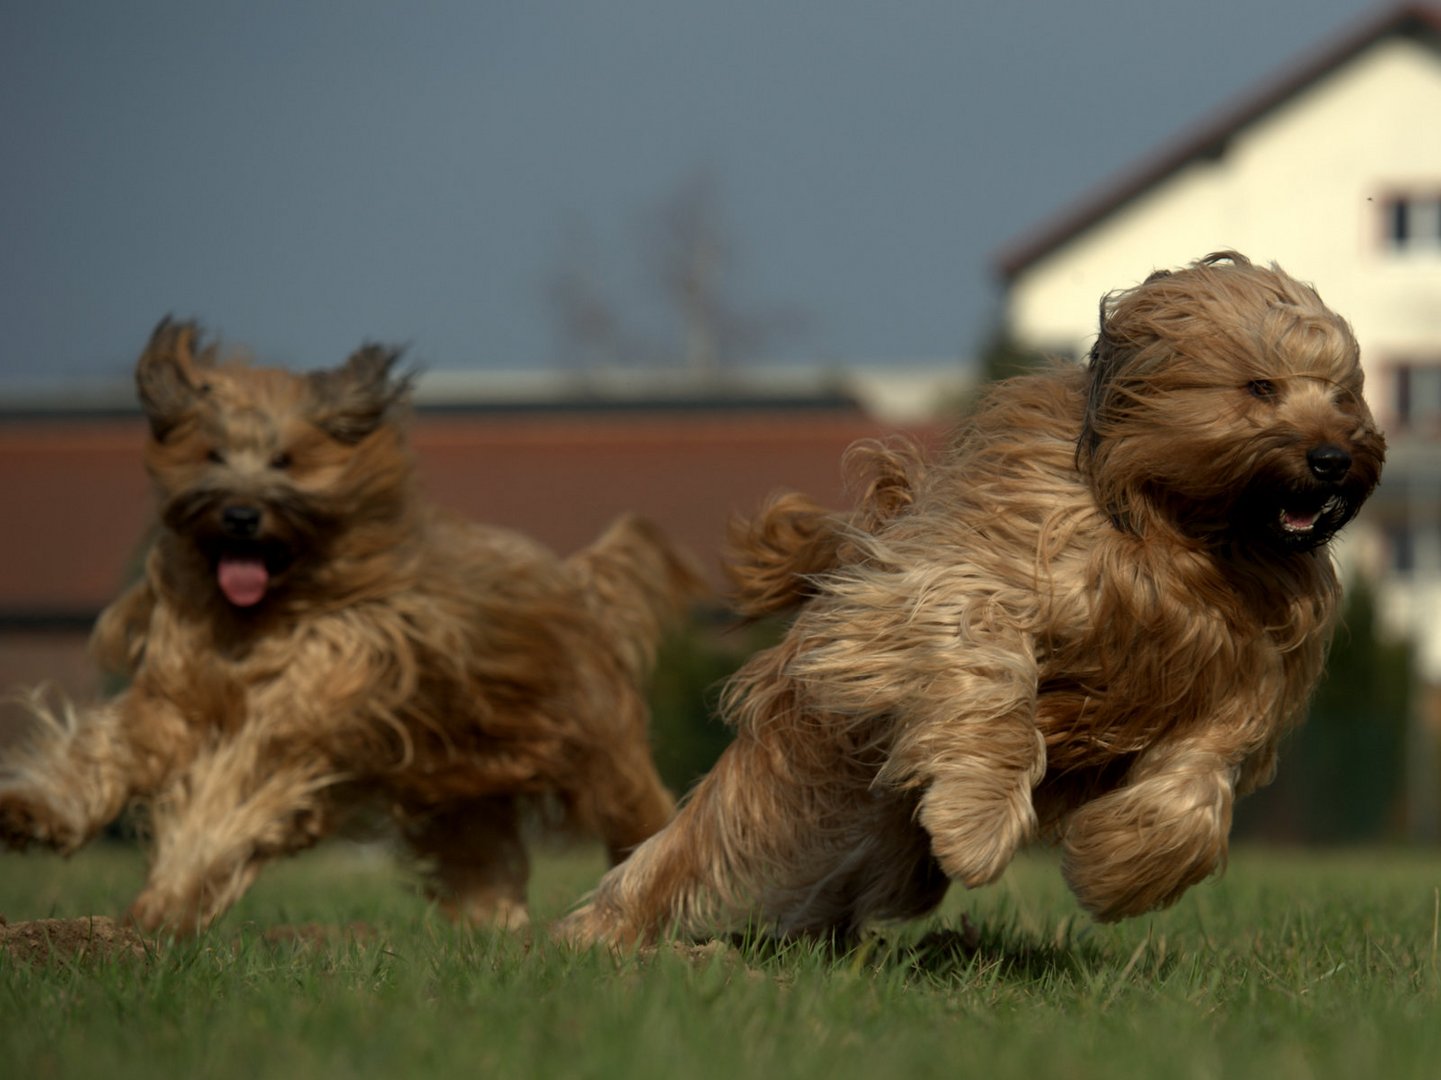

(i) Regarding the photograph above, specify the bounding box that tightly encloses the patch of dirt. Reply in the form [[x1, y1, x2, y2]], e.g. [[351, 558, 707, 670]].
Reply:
[[0, 915, 152, 965], [0, 915, 387, 965], [667, 939, 739, 964]]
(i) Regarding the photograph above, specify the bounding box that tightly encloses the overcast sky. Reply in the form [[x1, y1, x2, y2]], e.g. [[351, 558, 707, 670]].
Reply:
[[0, 0, 1392, 382]]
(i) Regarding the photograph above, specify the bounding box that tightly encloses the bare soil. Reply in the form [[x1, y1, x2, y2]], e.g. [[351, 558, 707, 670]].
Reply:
[[0, 915, 388, 965], [0, 915, 151, 965]]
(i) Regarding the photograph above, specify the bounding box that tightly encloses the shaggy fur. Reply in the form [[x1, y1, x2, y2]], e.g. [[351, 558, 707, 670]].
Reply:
[[0, 320, 702, 934], [557, 252, 1385, 946]]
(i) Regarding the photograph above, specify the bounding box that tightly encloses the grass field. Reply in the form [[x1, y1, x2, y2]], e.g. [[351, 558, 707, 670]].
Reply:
[[3, 841, 1440, 1079]]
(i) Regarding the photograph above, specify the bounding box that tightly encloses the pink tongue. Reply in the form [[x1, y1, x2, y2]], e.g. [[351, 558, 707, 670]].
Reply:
[[218, 556, 270, 607], [1283, 509, 1319, 530]]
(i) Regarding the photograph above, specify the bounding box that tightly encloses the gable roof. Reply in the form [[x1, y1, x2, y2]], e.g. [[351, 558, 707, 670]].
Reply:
[[993, 4, 1441, 281]]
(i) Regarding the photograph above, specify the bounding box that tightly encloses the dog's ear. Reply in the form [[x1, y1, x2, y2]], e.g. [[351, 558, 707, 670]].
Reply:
[[1078, 294, 1121, 466], [308, 344, 412, 443], [135, 317, 216, 441]]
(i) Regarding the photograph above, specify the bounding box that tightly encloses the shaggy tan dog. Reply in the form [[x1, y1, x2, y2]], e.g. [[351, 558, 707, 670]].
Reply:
[[0, 320, 700, 934], [558, 252, 1385, 946]]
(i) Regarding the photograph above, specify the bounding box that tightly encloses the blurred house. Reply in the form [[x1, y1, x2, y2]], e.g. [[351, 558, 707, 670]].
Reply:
[[995, 6, 1441, 714], [0, 362, 961, 728]]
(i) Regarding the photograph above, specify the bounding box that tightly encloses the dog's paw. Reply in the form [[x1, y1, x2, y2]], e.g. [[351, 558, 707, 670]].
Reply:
[[0, 792, 41, 850], [125, 887, 204, 937], [918, 780, 1035, 888], [0, 789, 72, 852], [1061, 776, 1229, 921], [550, 903, 640, 951], [439, 893, 531, 932]]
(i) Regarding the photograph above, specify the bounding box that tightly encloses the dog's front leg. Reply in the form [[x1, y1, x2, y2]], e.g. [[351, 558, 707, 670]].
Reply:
[[1060, 733, 1241, 921], [127, 740, 334, 934], [0, 690, 182, 853], [792, 580, 1049, 892], [875, 633, 1047, 891]]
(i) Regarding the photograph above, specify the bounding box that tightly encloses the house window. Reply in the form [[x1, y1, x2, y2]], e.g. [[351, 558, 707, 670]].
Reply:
[[1382, 193, 1441, 252], [1393, 361, 1441, 435], [1385, 502, 1441, 577], [1386, 522, 1416, 575]]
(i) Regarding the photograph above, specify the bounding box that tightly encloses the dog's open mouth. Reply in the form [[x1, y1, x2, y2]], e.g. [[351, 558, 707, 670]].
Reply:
[[211, 542, 293, 608], [218, 554, 269, 607], [1279, 495, 1343, 537], [1270, 493, 1349, 550]]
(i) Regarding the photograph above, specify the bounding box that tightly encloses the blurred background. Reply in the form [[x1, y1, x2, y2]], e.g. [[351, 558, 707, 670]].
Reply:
[[2, 2, 1439, 844]]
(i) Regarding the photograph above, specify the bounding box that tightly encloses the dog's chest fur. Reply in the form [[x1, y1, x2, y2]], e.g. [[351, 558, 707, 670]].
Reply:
[[889, 392, 1337, 811], [1031, 542, 1327, 767], [111, 523, 589, 795]]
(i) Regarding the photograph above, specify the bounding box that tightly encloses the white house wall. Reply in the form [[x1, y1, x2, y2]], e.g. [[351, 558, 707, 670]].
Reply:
[[1005, 32, 1441, 678], [1008, 34, 1441, 400]]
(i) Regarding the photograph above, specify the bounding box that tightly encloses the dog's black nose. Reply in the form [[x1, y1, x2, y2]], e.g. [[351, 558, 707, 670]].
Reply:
[[220, 505, 262, 538], [1307, 444, 1352, 483]]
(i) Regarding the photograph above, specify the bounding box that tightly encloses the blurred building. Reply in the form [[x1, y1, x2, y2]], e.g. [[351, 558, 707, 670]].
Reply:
[[0, 362, 961, 730], [995, 6, 1441, 715]]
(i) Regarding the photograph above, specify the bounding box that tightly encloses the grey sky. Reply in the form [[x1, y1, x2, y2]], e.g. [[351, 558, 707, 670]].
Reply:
[[0, 0, 1387, 381]]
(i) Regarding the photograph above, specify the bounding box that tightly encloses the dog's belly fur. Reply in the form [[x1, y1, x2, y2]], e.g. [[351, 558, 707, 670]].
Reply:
[[123, 518, 643, 809]]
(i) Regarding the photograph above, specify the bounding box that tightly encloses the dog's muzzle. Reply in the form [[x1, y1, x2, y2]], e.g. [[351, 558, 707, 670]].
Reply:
[[1305, 444, 1351, 484], [220, 504, 262, 539], [211, 504, 288, 608]]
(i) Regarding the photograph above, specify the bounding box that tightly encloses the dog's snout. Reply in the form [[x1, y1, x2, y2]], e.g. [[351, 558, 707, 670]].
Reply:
[[220, 505, 262, 538], [1306, 444, 1352, 483]]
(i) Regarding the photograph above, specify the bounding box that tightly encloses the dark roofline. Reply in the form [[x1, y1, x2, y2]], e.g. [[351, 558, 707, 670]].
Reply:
[[0, 406, 142, 424], [0, 610, 100, 631], [0, 390, 863, 425], [993, 4, 1441, 281], [415, 389, 862, 417]]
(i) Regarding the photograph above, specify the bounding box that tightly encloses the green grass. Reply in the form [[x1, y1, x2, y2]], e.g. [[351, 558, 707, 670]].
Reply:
[[3, 843, 1440, 1079]]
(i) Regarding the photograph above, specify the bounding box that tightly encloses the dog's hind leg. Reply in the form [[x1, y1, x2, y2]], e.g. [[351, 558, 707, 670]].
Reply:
[[127, 740, 334, 934], [760, 794, 950, 939], [575, 691, 676, 866], [555, 718, 920, 947], [401, 796, 531, 930], [1059, 729, 1246, 921], [554, 732, 782, 947]]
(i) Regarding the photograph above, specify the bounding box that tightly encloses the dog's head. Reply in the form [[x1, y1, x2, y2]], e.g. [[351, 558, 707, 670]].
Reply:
[[135, 318, 414, 609], [1078, 252, 1385, 553]]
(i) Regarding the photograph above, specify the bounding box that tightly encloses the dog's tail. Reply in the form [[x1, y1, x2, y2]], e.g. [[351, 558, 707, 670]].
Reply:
[[568, 515, 708, 685], [725, 437, 926, 619]]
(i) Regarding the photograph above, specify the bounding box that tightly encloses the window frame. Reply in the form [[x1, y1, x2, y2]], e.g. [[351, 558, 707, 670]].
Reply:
[[1378, 189, 1441, 254]]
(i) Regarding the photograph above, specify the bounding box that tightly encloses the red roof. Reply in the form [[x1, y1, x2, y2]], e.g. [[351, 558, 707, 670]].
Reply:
[[0, 407, 945, 616], [993, 4, 1441, 280]]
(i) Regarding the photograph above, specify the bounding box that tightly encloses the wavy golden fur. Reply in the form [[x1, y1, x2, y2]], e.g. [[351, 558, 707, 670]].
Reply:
[[558, 252, 1385, 945], [1, 319, 703, 934]]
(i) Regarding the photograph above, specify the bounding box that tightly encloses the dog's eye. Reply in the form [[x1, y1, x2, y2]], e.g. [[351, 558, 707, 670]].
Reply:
[[270, 451, 292, 470], [205, 449, 225, 464], [1247, 379, 1278, 401]]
